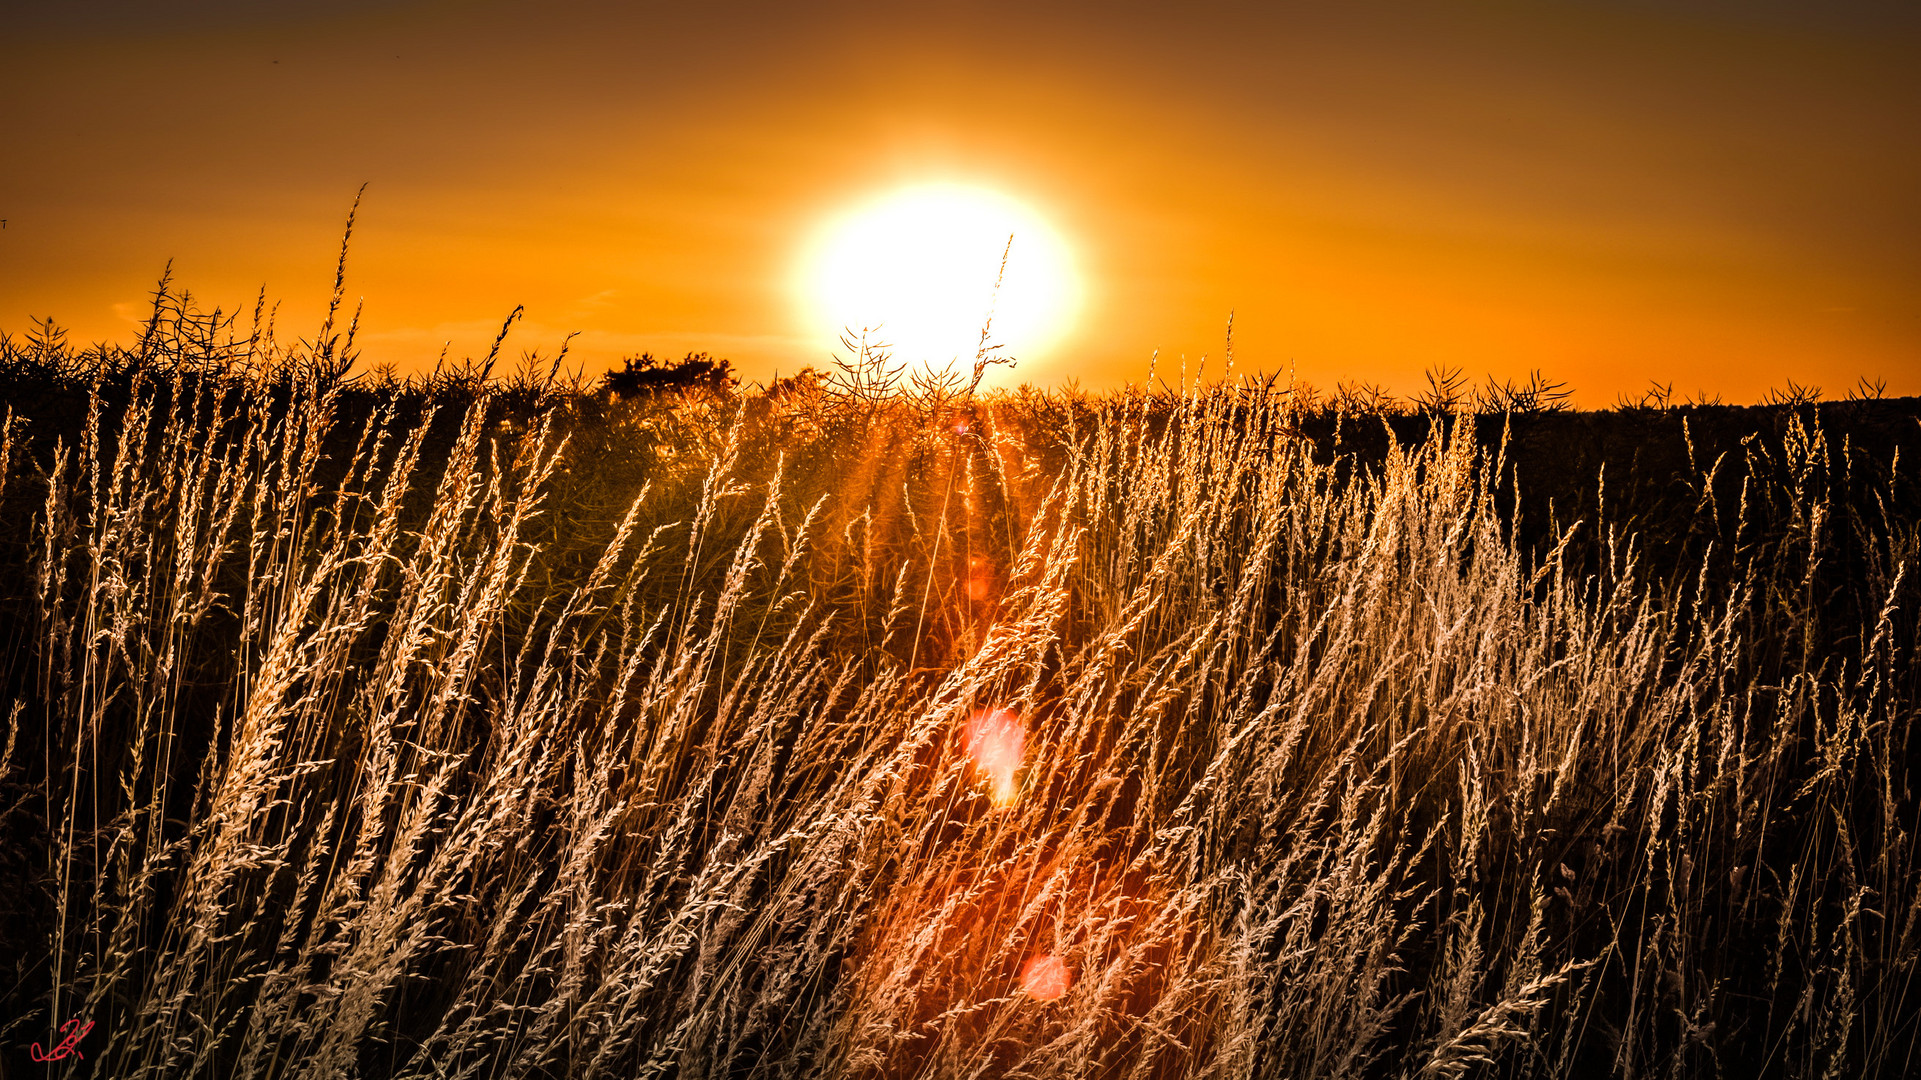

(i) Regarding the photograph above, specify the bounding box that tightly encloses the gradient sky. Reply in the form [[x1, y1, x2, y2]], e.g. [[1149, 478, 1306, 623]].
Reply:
[[6, 0, 1919, 401]]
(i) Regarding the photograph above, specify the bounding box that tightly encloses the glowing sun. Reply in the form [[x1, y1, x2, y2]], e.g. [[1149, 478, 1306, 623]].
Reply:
[[797, 184, 1081, 370]]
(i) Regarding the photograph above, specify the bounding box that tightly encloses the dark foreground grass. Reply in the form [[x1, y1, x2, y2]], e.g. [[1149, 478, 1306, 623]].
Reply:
[[2, 297, 1920, 1079]]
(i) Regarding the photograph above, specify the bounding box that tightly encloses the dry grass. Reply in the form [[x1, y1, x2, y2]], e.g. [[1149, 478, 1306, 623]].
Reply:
[[1, 296, 1918, 1079]]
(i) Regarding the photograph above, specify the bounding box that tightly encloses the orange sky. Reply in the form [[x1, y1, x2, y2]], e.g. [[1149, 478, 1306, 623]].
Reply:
[[5, 1, 1919, 402]]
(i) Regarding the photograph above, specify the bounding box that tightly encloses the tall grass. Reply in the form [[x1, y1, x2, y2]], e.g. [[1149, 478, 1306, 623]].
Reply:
[[1, 300, 1918, 1078]]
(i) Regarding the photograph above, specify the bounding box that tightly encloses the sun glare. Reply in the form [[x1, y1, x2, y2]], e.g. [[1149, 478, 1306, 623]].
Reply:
[[798, 184, 1081, 370]]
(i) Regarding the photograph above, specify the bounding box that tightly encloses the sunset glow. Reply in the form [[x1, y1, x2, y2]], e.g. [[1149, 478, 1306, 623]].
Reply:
[[797, 185, 1080, 371], [10, 4, 1921, 1076], [6, 5, 1917, 398]]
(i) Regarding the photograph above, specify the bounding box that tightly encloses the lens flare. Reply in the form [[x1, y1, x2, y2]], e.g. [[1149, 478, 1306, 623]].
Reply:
[[964, 556, 996, 603], [1020, 954, 1072, 1001], [963, 707, 1024, 806]]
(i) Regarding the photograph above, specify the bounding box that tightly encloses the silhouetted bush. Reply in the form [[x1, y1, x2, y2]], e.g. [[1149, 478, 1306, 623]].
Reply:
[[600, 350, 737, 397]]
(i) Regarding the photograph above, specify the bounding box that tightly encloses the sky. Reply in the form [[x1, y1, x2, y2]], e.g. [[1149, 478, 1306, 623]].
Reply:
[[5, 0, 1919, 402]]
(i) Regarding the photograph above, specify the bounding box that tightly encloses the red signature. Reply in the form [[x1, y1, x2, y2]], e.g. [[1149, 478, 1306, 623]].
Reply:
[[29, 1017, 92, 1063]]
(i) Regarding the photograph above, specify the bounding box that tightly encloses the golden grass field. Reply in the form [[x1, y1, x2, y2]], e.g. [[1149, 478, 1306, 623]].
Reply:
[[2, 288, 1919, 1078]]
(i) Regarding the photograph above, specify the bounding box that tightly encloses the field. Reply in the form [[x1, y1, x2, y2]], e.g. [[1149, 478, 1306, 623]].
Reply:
[[2, 292, 1919, 1079]]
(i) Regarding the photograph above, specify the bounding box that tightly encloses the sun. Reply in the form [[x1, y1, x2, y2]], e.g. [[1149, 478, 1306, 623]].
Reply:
[[797, 183, 1081, 371]]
